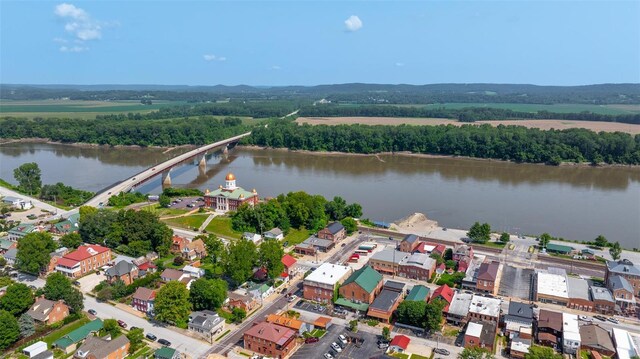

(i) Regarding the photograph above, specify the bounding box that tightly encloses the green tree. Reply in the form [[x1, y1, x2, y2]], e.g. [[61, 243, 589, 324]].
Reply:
[[126, 327, 144, 354], [0, 310, 20, 350], [102, 319, 122, 338], [340, 217, 357, 235], [231, 307, 246, 324], [396, 301, 427, 328], [425, 299, 446, 332], [445, 260, 457, 270], [524, 345, 562, 359], [0, 283, 34, 315], [258, 240, 284, 279], [499, 232, 510, 243], [0, 257, 6, 268], [189, 278, 228, 311], [97, 287, 113, 302], [325, 196, 347, 221], [18, 313, 35, 338], [154, 281, 191, 327], [349, 319, 358, 332], [539, 233, 552, 248], [344, 203, 363, 219], [467, 222, 491, 243], [200, 234, 225, 269], [458, 347, 495, 359], [13, 162, 42, 195], [382, 326, 391, 341], [443, 248, 453, 261], [43, 272, 84, 313], [595, 235, 609, 248], [430, 253, 444, 265], [610, 241, 622, 261], [16, 232, 57, 275], [60, 232, 83, 249], [158, 194, 171, 208], [225, 238, 258, 285]]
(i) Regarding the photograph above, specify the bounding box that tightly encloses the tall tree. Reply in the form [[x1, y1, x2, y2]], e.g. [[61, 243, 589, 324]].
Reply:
[[189, 278, 228, 311], [224, 238, 258, 285], [0, 310, 20, 350], [102, 319, 122, 338], [458, 347, 495, 359], [539, 233, 552, 248], [344, 203, 363, 219], [610, 241, 622, 261], [59, 232, 83, 249], [467, 222, 491, 243], [199, 234, 225, 268], [594, 235, 609, 248], [524, 345, 562, 359], [340, 217, 357, 235], [0, 283, 34, 315], [499, 232, 510, 243], [154, 281, 191, 327], [43, 273, 84, 313], [18, 313, 35, 338], [259, 240, 285, 279], [424, 299, 446, 332], [126, 328, 144, 354], [16, 232, 57, 275], [396, 301, 427, 328], [325, 196, 347, 220], [13, 162, 42, 195]]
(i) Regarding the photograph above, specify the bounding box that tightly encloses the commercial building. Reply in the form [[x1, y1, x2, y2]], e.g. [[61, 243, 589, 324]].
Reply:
[[534, 270, 569, 306], [317, 222, 346, 242], [510, 337, 531, 359], [453, 244, 474, 263], [2, 196, 32, 210], [561, 313, 581, 355], [266, 314, 313, 335], [545, 243, 574, 255], [536, 310, 563, 349], [294, 236, 335, 256], [464, 320, 497, 352], [368, 281, 405, 323], [609, 275, 637, 315], [612, 328, 640, 359], [567, 277, 593, 311], [368, 248, 408, 275], [339, 265, 383, 305], [579, 324, 615, 357], [399, 234, 420, 253], [468, 294, 501, 323], [605, 259, 640, 299], [204, 173, 258, 213], [243, 322, 297, 359], [590, 287, 615, 315], [55, 245, 111, 279], [398, 252, 436, 281], [303, 262, 351, 303], [447, 292, 473, 325], [476, 261, 500, 294]]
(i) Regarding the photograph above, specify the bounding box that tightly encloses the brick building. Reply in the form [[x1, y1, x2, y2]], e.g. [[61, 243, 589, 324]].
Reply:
[[339, 265, 383, 304], [476, 261, 500, 294], [204, 173, 258, 213], [73, 335, 129, 359], [55, 245, 111, 279], [105, 260, 139, 285], [303, 263, 351, 303], [398, 252, 436, 281], [399, 234, 420, 253], [131, 287, 155, 315], [605, 259, 640, 299], [243, 322, 297, 359], [317, 222, 346, 242], [464, 321, 497, 352], [27, 297, 70, 325], [368, 248, 407, 276]]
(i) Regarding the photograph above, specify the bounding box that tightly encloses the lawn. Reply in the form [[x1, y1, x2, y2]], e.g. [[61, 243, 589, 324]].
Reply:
[[204, 216, 242, 239], [162, 214, 210, 231], [479, 241, 507, 249], [283, 228, 312, 246], [143, 203, 190, 217], [42, 317, 91, 346], [391, 353, 410, 359], [0, 100, 186, 118], [410, 355, 430, 359]]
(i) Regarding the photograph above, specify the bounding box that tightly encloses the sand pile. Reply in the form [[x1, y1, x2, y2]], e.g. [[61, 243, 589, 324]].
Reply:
[[393, 212, 439, 233]]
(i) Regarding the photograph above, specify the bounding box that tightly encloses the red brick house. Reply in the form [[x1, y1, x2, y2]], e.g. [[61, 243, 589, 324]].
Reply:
[[171, 235, 189, 254], [317, 222, 346, 242], [55, 245, 111, 279], [131, 287, 155, 315], [243, 322, 297, 359], [105, 260, 139, 285], [399, 234, 420, 253], [431, 284, 455, 310], [227, 292, 259, 312], [464, 321, 497, 352], [27, 297, 70, 325], [476, 261, 500, 294], [281, 254, 297, 275]]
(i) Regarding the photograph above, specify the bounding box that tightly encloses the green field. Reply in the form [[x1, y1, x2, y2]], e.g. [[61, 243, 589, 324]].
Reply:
[[162, 214, 210, 231], [0, 99, 186, 119], [422, 102, 640, 115], [204, 216, 242, 239]]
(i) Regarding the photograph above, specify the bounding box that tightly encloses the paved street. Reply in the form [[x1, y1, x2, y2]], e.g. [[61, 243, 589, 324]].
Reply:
[[84, 295, 211, 358], [14, 272, 46, 288], [0, 186, 61, 214]]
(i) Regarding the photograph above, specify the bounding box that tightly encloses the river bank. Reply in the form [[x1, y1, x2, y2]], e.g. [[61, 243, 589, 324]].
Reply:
[[0, 137, 197, 152]]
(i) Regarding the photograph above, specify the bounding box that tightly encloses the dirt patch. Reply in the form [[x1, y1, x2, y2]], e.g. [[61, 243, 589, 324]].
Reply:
[[296, 117, 640, 134], [393, 212, 439, 233]]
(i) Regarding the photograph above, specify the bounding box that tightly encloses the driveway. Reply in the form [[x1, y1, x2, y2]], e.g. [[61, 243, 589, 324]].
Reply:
[[14, 272, 46, 288], [77, 272, 106, 293], [84, 295, 211, 358]]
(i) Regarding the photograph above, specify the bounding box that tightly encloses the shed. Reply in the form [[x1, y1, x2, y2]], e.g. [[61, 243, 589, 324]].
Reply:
[[546, 243, 574, 254]]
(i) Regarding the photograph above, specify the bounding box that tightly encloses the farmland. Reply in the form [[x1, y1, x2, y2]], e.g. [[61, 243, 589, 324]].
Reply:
[[296, 117, 640, 134], [0, 99, 186, 119]]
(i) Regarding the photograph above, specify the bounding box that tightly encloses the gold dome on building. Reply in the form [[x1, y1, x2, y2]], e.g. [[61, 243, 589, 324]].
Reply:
[[225, 173, 236, 181]]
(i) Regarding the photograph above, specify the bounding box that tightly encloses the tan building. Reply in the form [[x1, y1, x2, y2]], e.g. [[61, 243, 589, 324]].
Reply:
[[27, 297, 70, 325], [399, 234, 420, 253], [243, 322, 297, 359], [368, 248, 407, 275], [74, 335, 129, 359]]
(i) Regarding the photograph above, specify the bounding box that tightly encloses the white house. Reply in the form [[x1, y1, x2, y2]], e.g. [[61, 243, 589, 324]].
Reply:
[[182, 265, 205, 278], [264, 228, 284, 240], [243, 232, 263, 245], [2, 196, 33, 210]]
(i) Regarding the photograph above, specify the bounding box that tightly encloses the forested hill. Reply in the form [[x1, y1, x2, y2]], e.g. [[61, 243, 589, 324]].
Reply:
[[2, 83, 639, 104]]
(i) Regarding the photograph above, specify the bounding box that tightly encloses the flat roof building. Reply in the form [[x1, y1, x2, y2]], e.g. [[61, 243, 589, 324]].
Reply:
[[303, 263, 351, 303], [562, 313, 581, 355], [468, 294, 501, 322], [447, 292, 473, 325], [534, 270, 569, 306]]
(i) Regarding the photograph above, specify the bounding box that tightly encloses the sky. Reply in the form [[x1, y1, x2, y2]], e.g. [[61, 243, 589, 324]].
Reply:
[[1, 0, 639, 86]]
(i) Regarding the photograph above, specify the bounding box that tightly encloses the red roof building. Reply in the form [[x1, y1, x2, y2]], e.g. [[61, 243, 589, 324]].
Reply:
[[55, 244, 111, 279], [432, 284, 454, 311], [389, 335, 411, 353], [243, 322, 296, 359], [281, 254, 297, 271]]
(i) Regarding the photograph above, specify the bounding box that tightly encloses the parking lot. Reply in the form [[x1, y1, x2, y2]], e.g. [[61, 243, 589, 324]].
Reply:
[[291, 324, 382, 359], [295, 300, 329, 315], [77, 272, 106, 293], [498, 265, 533, 300], [167, 196, 203, 209], [14, 272, 46, 288]]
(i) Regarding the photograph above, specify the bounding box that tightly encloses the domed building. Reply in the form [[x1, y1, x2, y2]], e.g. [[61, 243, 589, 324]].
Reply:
[[203, 173, 258, 213]]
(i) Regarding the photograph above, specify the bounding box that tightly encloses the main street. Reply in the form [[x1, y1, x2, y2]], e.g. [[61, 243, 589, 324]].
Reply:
[[83, 295, 212, 358]]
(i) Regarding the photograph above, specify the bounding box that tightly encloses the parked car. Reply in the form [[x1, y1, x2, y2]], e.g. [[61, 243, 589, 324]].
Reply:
[[305, 337, 319, 344], [378, 343, 389, 349], [331, 342, 342, 353], [87, 309, 97, 315], [338, 334, 348, 345], [117, 320, 127, 328], [145, 333, 157, 341], [434, 348, 450, 356], [158, 339, 171, 346], [607, 317, 619, 324], [288, 295, 298, 303], [323, 354, 334, 359], [594, 315, 607, 321], [578, 315, 590, 321]]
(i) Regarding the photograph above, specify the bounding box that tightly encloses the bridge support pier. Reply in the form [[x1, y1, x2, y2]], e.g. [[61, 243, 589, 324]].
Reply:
[[223, 145, 229, 155], [198, 153, 207, 168], [161, 169, 172, 187]]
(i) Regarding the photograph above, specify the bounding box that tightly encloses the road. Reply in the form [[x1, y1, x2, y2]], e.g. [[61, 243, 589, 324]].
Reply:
[[84, 295, 212, 358]]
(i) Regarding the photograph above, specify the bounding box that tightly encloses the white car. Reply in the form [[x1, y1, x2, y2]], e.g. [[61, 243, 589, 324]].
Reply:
[[287, 294, 298, 303], [324, 354, 334, 359], [331, 342, 342, 353], [338, 334, 348, 345], [578, 315, 591, 321]]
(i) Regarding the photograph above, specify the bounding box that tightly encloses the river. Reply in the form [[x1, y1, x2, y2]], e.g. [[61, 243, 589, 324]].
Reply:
[[1, 142, 639, 249]]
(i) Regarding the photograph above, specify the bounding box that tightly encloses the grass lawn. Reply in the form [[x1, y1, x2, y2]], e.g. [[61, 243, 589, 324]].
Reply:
[[580, 350, 590, 359], [480, 241, 507, 249], [205, 216, 242, 239], [410, 355, 430, 359], [42, 317, 91, 346], [309, 329, 327, 338], [391, 353, 410, 359], [143, 203, 190, 217], [162, 214, 210, 230], [283, 228, 312, 246], [443, 328, 460, 337]]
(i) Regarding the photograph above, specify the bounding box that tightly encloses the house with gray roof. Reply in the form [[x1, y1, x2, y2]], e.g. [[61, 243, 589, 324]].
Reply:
[[74, 335, 129, 359], [105, 260, 139, 285], [399, 234, 420, 253], [318, 222, 346, 242], [26, 297, 70, 325], [503, 301, 533, 336], [608, 275, 637, 315], [605, 259, 640, 299], [590, 286, 615, 315], [264, 228, 284, 240], [188, 310, 225, 343], [4, 247, 18, 265]]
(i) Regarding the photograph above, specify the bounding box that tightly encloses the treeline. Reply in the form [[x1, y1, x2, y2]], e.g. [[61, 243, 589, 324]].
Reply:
[[0, 116, 248, 146], [40, 182, 94, 207], [231, 193, 363, 234], [246, 120, 640, 165], [299, 104, 640, 124]]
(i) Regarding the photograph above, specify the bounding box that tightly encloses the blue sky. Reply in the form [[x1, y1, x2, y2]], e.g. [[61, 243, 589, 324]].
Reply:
[[1, 1, 638, 86]]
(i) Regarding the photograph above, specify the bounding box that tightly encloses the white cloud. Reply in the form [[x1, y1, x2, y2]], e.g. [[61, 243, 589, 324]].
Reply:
[[395, 62, 405, 67], [203, 54, 226, 62], [271, 65, 281, 70], [59, 45, 89, 52], [344, 15, 363, 32], [54, 3, 102, 42]]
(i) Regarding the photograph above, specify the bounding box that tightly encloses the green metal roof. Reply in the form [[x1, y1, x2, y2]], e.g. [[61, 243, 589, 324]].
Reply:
[[155, 347, 177, 359], [546, 243, 574, 254], [54, 319, 103, 349], [405, 285, 430, 301], [206, 187, 256, 200], [334, 298, 369, 312], [0, 239, 14, 250], [341, 265, 382, 294]]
